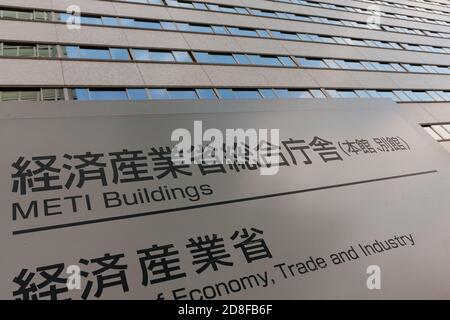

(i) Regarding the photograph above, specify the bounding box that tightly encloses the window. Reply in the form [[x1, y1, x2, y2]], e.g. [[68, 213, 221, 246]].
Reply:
[[403, 64, 426, 73], [127, 89, 148, 100], [337, 90, 358, 98], [133, 20, 162, 30], [271, 31, 298, 40], [0, 43, 56, 58], [110, 48, 130, 60], [279, 56, 296, 67], [132, 50, 175, 62], [72, 89, 90, 100], [212, 26, 227, 34], [0, 89, 63, 102], [79, 47, 111, 60], [167, 89, 198, 99], [248, 55, 282, 66], [150, 89, 169, 100], [233, 54, 251, 65], [228, 27, 258, 37], [289, 90, 312, 98], [80, 16, 103, 25], [207, 4, 238, 13], [196, 89, 217, 99], [344, 38, 367, 46], [336, 60, 365, 70], [149, 51, 175, 62], [102, 17, 119, 26], [167, 0, 194, 8], [377, 91, 399, 101], [371, 62, 395, 71], [297, 57, 326, 68], [309, 35, 335, 43], [233, 89, 262, 99], [217, 89, 236, 99], [161, 21, 177, 30], [354, 90, 370, 98], [172, 51, 192, 62], [392, 91, 411, 102], [408, 91, 434, 101], [250, 9, 277, 18], [37, 45, 57, 58], [193, 52, 236, 64], [89, 89, 128, 100], [273, 89, 292, 99], [310, 90, 326, 98], [423, 124, 450, 141], [132, 49, 150, 61], [181, 24, 213, 33], [259, 89, 277, 99]]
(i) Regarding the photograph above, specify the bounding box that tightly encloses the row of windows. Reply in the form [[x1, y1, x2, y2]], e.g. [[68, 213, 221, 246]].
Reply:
[[1, 87, 448, 103], [326, 89, 450, 102], [132, 0, 450, 39], [271, 0, 450, 26], [296, 57, 450, 74], [3, 0, 449, 42], [0, 89, 63, 101], [3, 43, 450, 74], [0, 9, 50, 21], [53, 12, 450, 51], [413, 0, 450, 11], [67, 88, 450, 102], [2, 7, 450, 56], [123, 0, 450, 25], [126, 0, 450, 16], [360, 0, 450, 16], [423, 124, 450, 141], [71, 88, 327, 100]]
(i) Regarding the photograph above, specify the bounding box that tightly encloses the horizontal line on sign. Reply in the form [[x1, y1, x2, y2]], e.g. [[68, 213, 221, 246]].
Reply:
[[12, 169, 438, 236]]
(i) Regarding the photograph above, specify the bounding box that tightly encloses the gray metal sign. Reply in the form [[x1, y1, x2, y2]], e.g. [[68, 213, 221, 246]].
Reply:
[[0, 99, 449, 299]]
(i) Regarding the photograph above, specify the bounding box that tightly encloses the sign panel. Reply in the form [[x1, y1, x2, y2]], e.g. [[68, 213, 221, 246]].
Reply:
[[0, 99, 449, 299]]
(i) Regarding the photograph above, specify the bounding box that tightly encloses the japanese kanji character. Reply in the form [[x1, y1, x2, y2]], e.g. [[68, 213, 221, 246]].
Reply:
[[12, 269, 38, 300], [137, 244, 186, 285], [186, 234, 233, 273], [64, 152, 108, 189], [231, 228, 272, 263], [355, 139, 377, 154], [257, 141, 289, 167], [309, 136, 343, 162], [281, 138, 312, 165], [224, 143, 259, 172], [149, 147, 192, 179], [11, 157, 34, 195], [35, 263, 69, 300], [11, 156, 63, 195], [79, 253, 129, 299], [340, 140, 362, 155], [110, 149, 153, 183], [12, 264, 68, 300]]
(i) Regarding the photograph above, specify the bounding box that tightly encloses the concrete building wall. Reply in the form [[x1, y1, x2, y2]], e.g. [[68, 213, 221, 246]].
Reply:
[[0, 0, 449, 148]]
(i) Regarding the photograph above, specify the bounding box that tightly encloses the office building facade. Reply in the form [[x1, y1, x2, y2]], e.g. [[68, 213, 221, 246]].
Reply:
[[0, 0, 449, 150]]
